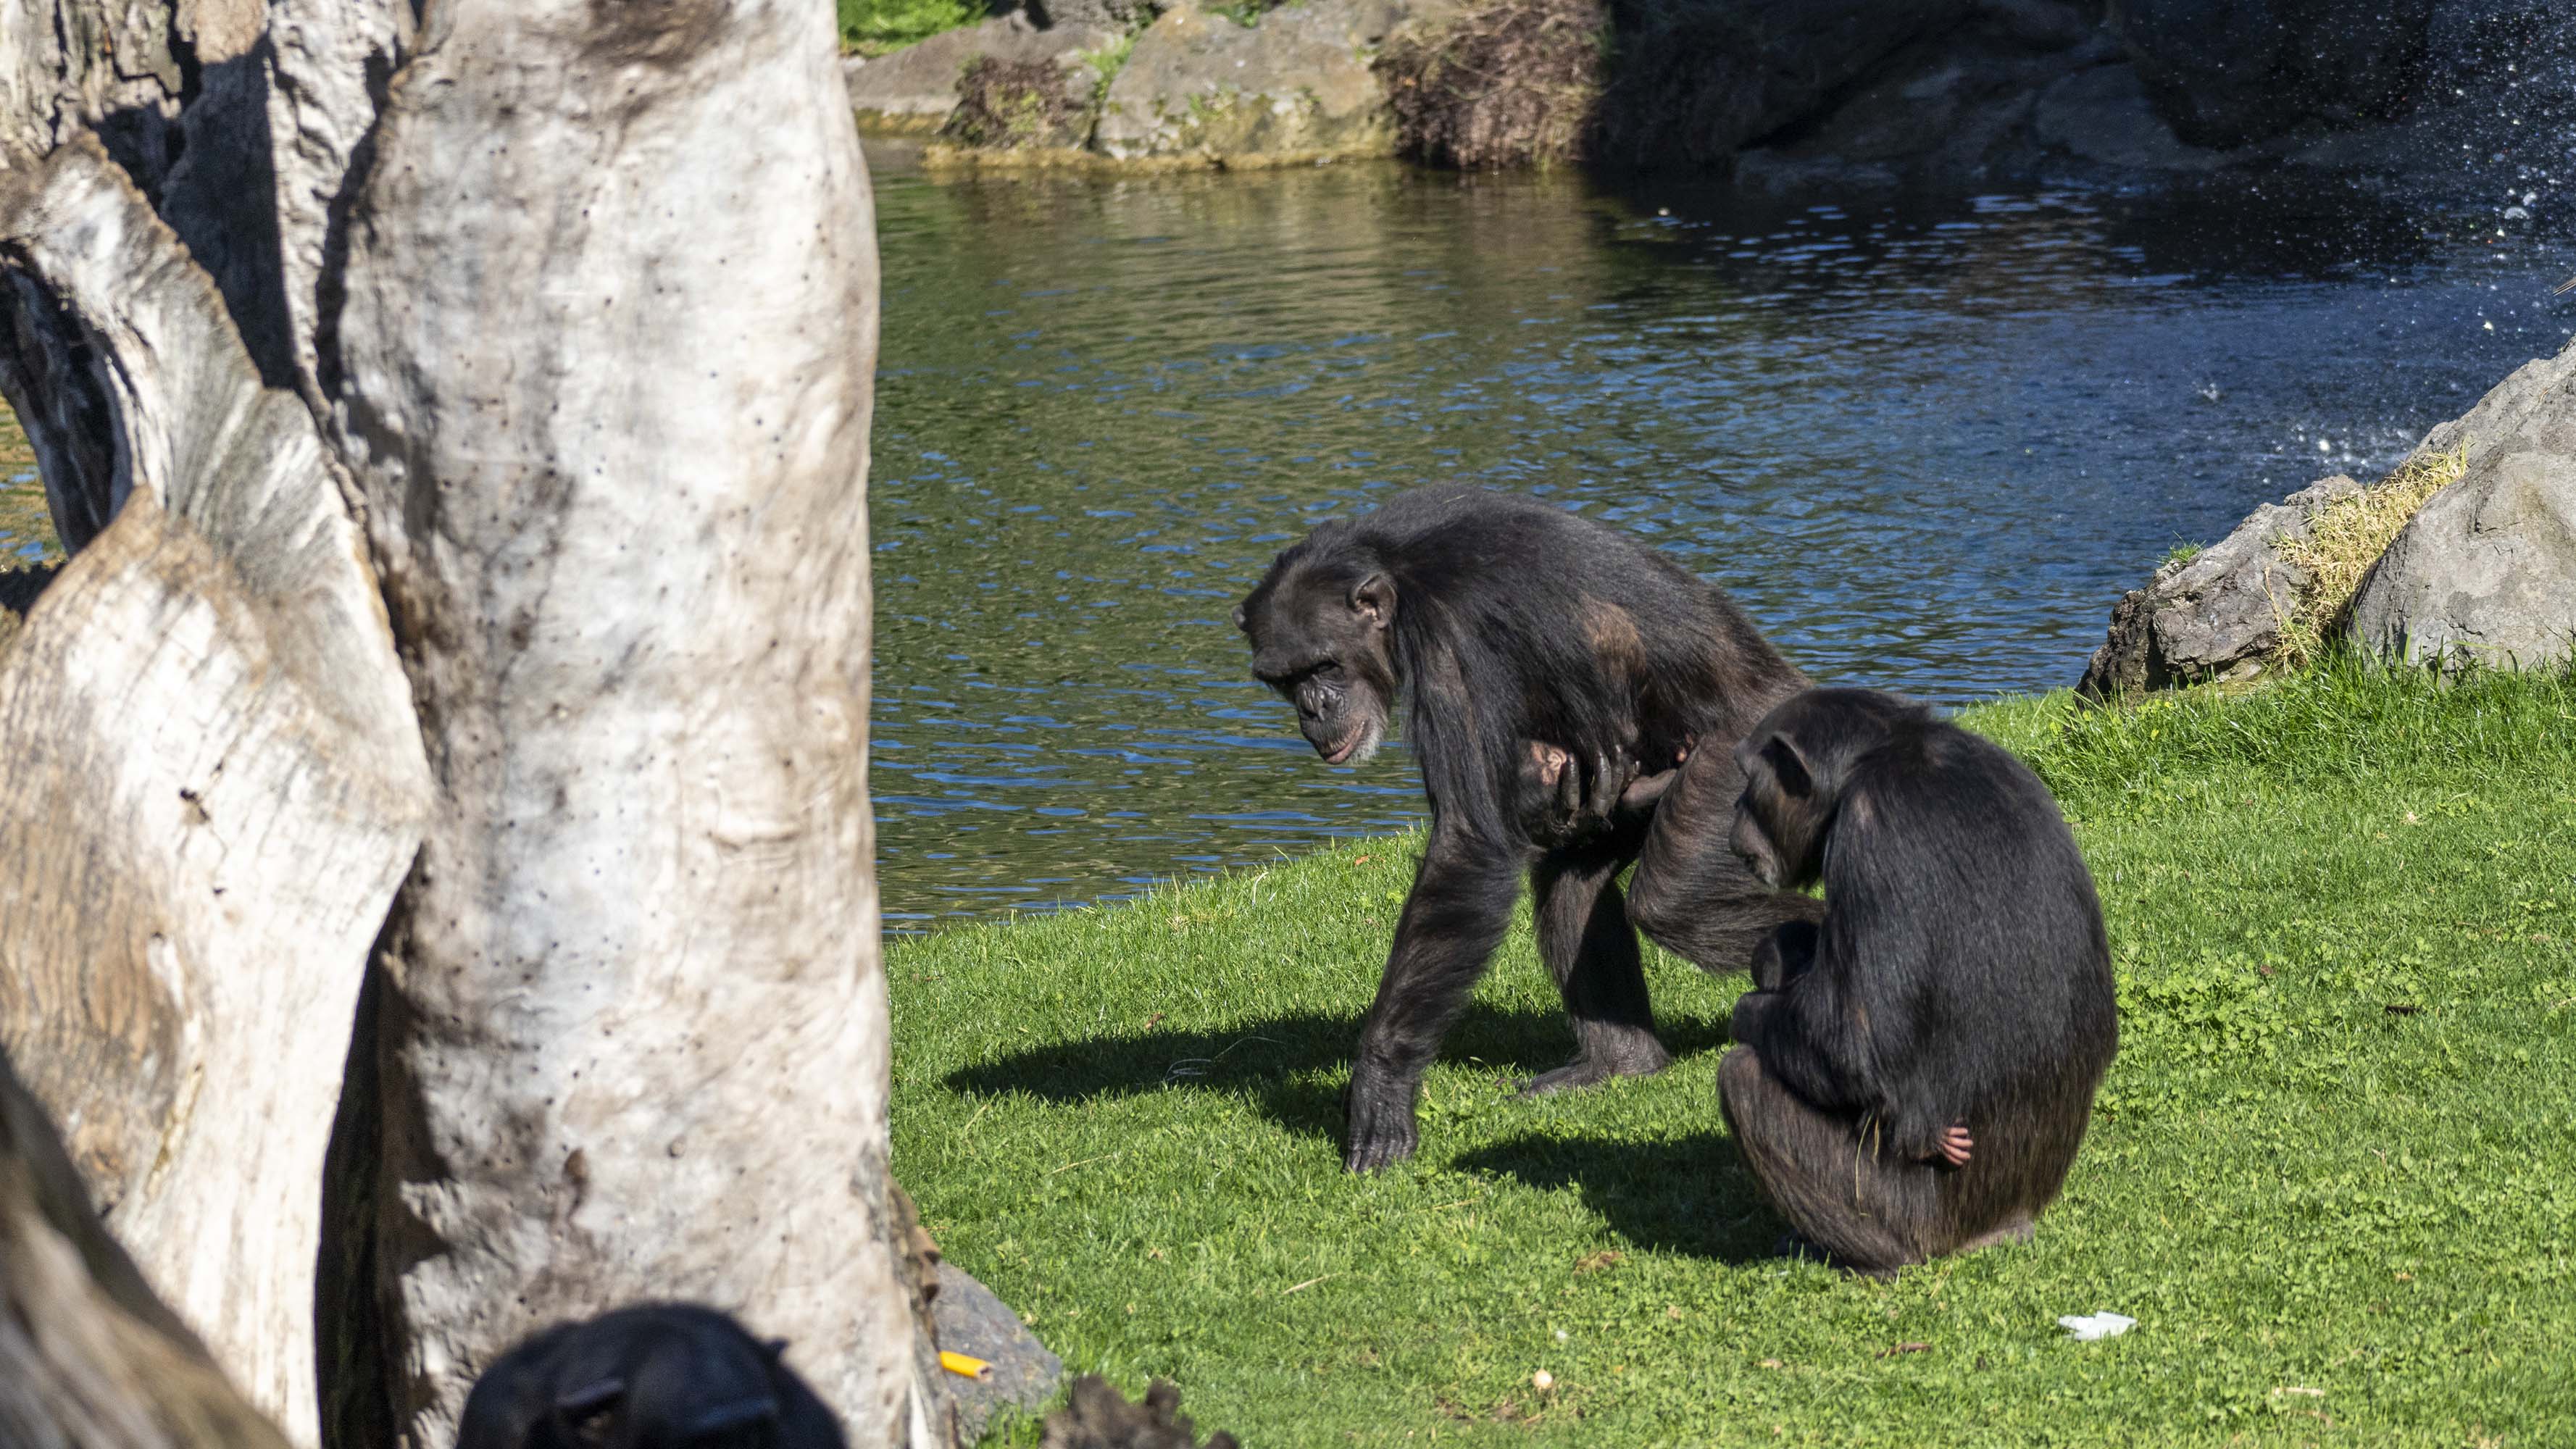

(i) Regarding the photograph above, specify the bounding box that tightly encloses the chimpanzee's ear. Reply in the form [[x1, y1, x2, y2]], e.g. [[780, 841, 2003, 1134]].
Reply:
[[1350, 573, 1395, 629], [1232, 602, 1249, 632], [552, 1375, 625, 1445], [1759, 735, 1813, 798]]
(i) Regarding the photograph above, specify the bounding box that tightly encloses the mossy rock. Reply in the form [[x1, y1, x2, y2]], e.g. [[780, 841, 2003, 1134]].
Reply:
[[1093, 0, 1406, 162]]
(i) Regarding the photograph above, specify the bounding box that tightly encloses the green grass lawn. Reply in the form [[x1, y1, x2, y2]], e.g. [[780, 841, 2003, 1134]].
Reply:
[[839, 0, 985, 57], [889, 661, 2576, 1446]]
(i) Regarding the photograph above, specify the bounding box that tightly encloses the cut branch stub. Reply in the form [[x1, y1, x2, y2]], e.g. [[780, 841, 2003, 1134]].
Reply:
[[0, 137, 430, 1446]]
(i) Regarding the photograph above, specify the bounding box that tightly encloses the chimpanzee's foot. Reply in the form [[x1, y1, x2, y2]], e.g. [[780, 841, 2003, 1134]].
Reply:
[[1514, 1033, 1670, 1097], [1341, 1065, 1421, 1174]]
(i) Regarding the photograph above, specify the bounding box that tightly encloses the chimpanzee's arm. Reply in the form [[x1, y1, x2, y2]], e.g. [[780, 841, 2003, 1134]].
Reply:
[[1735, 951, 1882, 1116], [1344, 822, 1524, 1172]]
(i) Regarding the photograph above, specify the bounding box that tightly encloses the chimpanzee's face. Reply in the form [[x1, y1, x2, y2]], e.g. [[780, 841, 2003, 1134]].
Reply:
[[1235, 563, 1399, 767], [1730, 733, 1825, 891]]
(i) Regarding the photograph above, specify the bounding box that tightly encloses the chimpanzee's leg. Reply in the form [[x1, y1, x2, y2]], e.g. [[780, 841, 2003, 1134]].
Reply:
[[1521, 838, 1667, 1097], [1343, 824, 1525, 1172], [1716, 1048, 1944, 1276], [1627, 746, 1822, 972]]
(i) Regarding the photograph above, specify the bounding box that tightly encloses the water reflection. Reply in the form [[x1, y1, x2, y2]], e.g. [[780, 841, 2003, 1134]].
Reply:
[[883, 157, 2569, 926]]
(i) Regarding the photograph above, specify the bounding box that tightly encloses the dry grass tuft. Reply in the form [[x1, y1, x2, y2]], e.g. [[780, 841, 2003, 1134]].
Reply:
[[2273, 447, 2467, 667], [1377, 0, 1606, 170]]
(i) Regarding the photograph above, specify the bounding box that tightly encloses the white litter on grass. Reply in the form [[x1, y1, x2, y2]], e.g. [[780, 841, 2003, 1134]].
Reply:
[[2057, 1311, 2136, 1342]]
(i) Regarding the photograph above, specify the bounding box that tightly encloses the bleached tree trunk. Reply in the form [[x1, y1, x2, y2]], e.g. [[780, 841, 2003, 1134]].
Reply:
[[0, 2, 925, 1445], [315, 4, 924, 1445], [0, 50, 433, 1449], [0, 1044, 292, 1449]]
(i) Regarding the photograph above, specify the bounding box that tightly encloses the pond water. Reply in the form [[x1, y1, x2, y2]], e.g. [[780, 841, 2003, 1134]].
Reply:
[[866, 151, 2572, 929], [4, 158, 2566, 930]]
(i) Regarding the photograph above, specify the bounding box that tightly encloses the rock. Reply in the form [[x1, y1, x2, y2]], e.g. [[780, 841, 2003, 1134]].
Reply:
[[943, 57, 1098, 149], [2077, 475, 2361, 698], [2106, 0, 2438, 149], [1033, 0, 1167, 33], [2033, 62, 2230, 172], [2346, 340, 2576, 672], [2288, 7, 2576, 198], [848, 14, 1118, 133], [935, 1263, 1064, 1442], [1591, 0, 1979, 169], [1041, 1376, 1239, 1449], [1093, 0, 1409, 162], [1735, 8, 2117, 187]]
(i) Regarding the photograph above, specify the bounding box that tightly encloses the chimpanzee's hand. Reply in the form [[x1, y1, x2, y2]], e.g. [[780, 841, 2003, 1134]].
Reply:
[[1617, 738, 1692, 812], [1729, 989, 1777, 1045], [1341, 1063, 1420, 1173], [1750, 919, 1819, 993], [1931, 1123, 1974, 1168], [1518, 739, 1683, 845]]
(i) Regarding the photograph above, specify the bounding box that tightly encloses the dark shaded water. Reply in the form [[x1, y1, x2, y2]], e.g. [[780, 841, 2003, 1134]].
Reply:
[[858, 154, 2572, 927]]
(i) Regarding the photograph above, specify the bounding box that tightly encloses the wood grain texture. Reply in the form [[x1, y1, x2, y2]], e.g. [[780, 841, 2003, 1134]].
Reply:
[[0, 140, 430, 1445], [0, 1043, 291, 1449]]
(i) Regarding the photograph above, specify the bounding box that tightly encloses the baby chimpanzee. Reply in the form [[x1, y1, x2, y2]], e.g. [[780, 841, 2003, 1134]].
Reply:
[[456, 1303, 843, 1449], [1717, 688, 2117, 1275]]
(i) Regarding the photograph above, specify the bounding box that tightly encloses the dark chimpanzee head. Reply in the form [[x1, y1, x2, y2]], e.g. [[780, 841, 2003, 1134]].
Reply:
[[1234, 530, 1402, 767], [455, 1303, 846, 1449], [1728, 688, 1926, 890]]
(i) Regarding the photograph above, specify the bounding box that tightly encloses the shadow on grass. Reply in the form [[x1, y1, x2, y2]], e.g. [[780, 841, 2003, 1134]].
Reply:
[[1448, 1131, 1784, 1264], [945, 1006, 1736, 1144]]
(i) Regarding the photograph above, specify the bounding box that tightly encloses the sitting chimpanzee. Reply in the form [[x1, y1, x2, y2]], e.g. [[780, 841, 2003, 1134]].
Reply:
[[1718, 688, 2117, 1274], [1237, 486, 1821, 1171], [457, 1303, 844, 1449]]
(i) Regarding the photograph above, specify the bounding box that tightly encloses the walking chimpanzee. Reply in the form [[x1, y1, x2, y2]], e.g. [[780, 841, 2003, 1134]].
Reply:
[[1235, 486, 1820, 1172], [1721, 688, 2117, 1274]]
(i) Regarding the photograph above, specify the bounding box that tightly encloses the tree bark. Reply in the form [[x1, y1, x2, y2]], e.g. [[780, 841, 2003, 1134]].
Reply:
[[0, 1040, 291, 1449], [0, 1, 921, 1444], [0, 136, 431, 1447], [315, 3, 920, 1443]]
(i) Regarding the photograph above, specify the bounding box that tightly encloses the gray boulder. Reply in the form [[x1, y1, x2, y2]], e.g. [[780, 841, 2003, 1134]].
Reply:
[[847, 14, 1117, 133], [2032, 62, 2235, 172], [1734, 7, 2118, 191], [2106, 0, 2438, 149], [935, 1262, 1064, 1442], [2346, 341, 2576, 672], [1591, 0, 1978, 169], [1093, 0, 1414, 162], [1031, 0, 1167, 31], [2078, 475, 2360, 698]]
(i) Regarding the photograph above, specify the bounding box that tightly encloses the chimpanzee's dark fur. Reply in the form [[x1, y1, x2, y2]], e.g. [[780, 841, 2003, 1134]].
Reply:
[[1722, 688, 2118, 1275], [456, 1303, 845, 1449], [1236, 486, 1820, 1172], [1041, 1375, 1240, 1449]]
